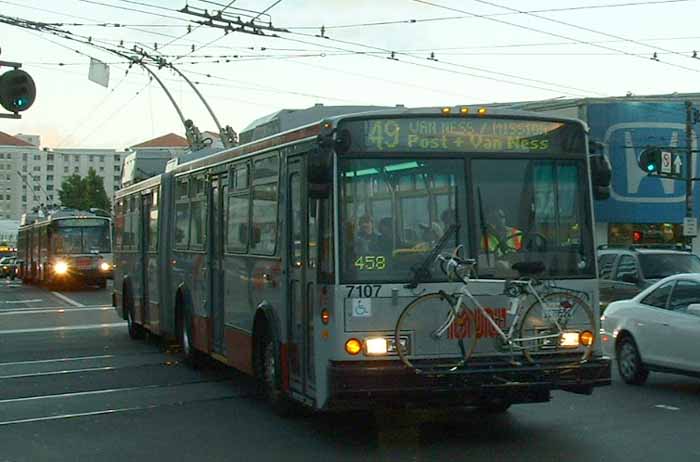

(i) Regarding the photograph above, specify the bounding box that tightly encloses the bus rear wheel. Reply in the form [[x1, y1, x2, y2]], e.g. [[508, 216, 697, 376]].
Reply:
[[176, 306, 201, 367], [125, 295, 145, 340]]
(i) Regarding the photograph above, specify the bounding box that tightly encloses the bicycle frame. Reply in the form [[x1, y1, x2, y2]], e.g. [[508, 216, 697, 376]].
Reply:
[[432, 276, 564, 350]]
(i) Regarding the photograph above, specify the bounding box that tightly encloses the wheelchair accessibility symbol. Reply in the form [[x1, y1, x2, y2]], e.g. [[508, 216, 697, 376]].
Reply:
[[352, 298, 372, 317]]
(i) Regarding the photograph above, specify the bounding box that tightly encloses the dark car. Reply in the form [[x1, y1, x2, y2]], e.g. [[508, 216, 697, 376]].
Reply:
[[0, 256, 17, 279], [597, 246, 700, 310]]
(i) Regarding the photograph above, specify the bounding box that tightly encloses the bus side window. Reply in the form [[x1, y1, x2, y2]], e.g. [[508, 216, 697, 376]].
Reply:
[[175, 178, 190, 249], [250, 155, 279, 256], [226, 163, 250, 253]]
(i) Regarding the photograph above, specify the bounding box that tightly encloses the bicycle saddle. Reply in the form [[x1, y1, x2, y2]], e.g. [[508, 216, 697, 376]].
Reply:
[[512, 261, 546, 276]]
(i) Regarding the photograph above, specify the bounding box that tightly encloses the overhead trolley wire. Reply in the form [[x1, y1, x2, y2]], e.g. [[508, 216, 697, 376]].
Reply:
[[285, 0, 693, 31], [472, 0, 700, 65], [277, 29, 604, 96], [413, 0, 700, 74]]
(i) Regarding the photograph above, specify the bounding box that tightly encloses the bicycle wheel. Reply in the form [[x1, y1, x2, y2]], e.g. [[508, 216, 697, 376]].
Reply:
[[517, 291, 596, 365], [395, 292, 478, 374]]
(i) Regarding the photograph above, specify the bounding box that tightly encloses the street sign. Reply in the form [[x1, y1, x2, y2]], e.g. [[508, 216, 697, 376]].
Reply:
[[661, 151, 672, 173], [683, 217, 697, 237], [674, 155, 683, 175]]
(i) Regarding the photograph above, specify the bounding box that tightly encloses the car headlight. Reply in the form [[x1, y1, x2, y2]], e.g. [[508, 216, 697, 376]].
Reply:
[[54, 261, 69, 275], [100, 262, 111, 271]]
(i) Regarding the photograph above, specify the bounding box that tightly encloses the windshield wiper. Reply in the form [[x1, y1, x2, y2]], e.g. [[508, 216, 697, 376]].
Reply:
[[404, 224, 459, 289]]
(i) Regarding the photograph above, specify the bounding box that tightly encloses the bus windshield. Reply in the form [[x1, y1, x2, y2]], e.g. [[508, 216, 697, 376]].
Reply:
[[473, 159, 594, 279], [340, 157, 465, 283], [339, 157, 594, 282], [52, 219, 111, 254]]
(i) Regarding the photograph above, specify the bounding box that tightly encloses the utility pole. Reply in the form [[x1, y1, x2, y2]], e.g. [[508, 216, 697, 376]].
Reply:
[[686, 100, 694, 222], [686, 100, 700, 250]]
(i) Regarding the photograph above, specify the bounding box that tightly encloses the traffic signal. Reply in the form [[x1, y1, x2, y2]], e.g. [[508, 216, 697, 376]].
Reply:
[[0, 69, 36, 113], [638, 146, 661, 173], [632, 230, 643, 242]]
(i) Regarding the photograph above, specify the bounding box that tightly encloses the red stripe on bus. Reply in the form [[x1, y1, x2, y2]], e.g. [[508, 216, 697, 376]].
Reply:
[[280, 343, 290, 392], [224, 328, 254, 375], [192, 315, 211, 353]]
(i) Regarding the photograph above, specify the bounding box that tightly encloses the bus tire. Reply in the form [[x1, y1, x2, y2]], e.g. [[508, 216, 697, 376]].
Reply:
[[125, 291, 145, 340], [176, 300, 200, 368], [256, 328, 293, 416], [476, 399, 512, 413]]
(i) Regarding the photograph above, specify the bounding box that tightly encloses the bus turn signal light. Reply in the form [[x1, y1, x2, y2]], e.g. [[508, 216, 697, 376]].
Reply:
[[580, 330, 594, 346], [321, 309, 330, 325], [345, 338, 362, 355]]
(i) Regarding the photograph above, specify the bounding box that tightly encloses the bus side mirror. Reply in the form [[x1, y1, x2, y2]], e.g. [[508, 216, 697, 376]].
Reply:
[[308, 149, 331, 185], [590, 155, 612, 201]]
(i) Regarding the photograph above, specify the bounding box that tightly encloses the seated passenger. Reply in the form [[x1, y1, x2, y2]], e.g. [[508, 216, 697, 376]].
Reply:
[[372, 217, 402, 254], [354, 215, 379, 255]]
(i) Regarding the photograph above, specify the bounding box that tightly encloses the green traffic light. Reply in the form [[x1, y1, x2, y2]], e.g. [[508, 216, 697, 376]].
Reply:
[[647, 164, 655, 172]]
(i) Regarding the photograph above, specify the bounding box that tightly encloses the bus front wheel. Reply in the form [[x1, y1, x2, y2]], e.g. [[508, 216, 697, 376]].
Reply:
[[256, 330, 293, 416]]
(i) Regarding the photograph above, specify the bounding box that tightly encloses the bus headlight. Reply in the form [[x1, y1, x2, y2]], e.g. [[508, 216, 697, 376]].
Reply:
[[365, 337, 388, 356], [54, 261, 69, 275], [560, 331, 580, 348], [100, 262, 111, 271]]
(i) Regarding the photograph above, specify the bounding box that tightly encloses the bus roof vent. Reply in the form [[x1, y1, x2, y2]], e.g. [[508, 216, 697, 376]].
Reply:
[[238, 105, 395, 144], [121, 150, 174, 188]]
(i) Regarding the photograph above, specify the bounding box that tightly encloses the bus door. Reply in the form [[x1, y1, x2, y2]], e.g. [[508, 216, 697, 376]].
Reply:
[[287, 156, 315, 398], [208, 174, 226, 353], [142, 190, 159, 331], [136, 194, 151, 327]]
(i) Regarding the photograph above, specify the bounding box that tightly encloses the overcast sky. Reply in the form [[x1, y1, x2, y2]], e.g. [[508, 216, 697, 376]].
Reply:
[[1, 0, 699, 149]]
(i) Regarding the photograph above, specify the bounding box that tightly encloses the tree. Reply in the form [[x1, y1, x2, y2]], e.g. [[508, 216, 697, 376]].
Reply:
[[58, 168, 111, 213]]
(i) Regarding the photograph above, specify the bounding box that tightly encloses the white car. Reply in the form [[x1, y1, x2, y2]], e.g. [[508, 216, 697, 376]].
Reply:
[[601, 273, 700, 385]]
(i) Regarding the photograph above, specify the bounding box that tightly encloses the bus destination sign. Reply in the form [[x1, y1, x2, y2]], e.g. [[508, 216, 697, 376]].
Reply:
[[340, 117, 584, 154]]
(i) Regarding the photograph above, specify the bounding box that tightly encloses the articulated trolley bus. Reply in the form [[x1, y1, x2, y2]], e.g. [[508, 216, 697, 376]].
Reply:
[[17, 209, 113, 288], [114, 105, 611, 413]]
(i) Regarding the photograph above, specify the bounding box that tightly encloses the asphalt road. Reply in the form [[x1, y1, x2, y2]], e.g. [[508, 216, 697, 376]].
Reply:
[[0, 279, 699, 461]]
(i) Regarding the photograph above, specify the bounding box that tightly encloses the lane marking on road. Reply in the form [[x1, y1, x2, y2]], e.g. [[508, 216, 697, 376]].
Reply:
[[50, 291, 85, 307], [0, 306, 113, 315], [0, 322, 126, 335], [0, 304, 112, 312], [0, 379, 231, 404], [0, 299, 44, 304], [655, 404, 680, 411], [0, 366, 118, 380], [0, 354, 114, 367], [0, 395, 242, 427], [0, 351, 162, 367]]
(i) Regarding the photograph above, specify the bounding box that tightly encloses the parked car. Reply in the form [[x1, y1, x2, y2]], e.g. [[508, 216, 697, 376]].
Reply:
[[597, 246, 700, 310], [0, 256, 17, 279], [601, 273, 700, 384]]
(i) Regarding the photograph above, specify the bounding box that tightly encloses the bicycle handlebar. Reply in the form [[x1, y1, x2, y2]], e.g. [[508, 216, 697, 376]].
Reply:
[[437, 254, 476, 281]]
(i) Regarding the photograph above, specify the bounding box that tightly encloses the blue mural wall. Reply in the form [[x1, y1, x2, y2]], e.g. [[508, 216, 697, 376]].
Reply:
[[588, 102, 698, 223]]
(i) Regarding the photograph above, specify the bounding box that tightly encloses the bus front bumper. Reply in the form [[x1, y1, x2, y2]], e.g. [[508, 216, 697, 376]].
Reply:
[[326, 355, 611, 410]]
